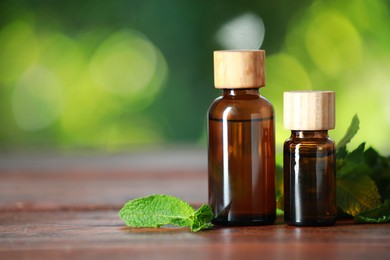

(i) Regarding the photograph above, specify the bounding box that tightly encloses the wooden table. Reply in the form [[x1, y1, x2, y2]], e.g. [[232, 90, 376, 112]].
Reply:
[[1, 149, 389, 259]]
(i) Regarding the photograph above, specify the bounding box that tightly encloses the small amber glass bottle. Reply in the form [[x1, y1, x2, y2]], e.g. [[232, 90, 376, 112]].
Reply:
[[208, 50, 276, 225], [283, 91, 336, 226]]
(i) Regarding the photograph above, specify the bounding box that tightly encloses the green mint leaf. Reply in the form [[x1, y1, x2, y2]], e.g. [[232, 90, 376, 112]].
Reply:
[[337, 114, 360, 151], [337, 174, 381, 216], [364, 147, 390, 200], [336, 143, 366, 177], [336, 146, 348, 160], [118, 195, 214, 232], [347, 142, 365, 162], [364, 147, 381, 167], [354, 200, 390, 223], [190, 204, 214, 232], [118, 194, 195, 228]]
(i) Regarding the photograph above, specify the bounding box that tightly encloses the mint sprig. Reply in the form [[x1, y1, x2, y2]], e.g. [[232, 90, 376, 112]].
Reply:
[[337, 114, 360, 149], [335, 114, 390, 222], [337, 173, 381, 216], [118, 194, 213, 232], [354, 200, 390, 223]]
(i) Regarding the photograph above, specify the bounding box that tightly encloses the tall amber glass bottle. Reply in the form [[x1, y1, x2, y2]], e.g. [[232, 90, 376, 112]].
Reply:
[[283, 91, 336, 226], [208, 50, 276, 225]]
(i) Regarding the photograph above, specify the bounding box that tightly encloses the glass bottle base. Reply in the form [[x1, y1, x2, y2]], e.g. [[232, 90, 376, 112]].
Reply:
[[212, 214, 276, 226], [285, 218, 336, 227]]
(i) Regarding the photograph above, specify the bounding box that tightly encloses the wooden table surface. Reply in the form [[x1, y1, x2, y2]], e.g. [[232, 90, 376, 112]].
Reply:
[[1, 149, 390, 259]]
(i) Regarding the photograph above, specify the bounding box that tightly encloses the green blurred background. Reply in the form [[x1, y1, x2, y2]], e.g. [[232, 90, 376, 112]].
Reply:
[[1, 0, 390, 155]]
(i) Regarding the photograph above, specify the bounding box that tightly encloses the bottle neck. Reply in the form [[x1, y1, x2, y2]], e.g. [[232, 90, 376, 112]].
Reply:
[[291, 130, 329, 139], [222, 88, 260, 97]]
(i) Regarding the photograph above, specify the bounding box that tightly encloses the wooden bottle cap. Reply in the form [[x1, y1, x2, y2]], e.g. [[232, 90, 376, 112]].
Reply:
[[284, 91, 335, 130], [214, 50, 265, 89]]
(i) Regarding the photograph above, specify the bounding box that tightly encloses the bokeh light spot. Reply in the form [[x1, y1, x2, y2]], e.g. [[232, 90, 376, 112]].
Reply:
[[12, 66, 63, 131], [89, 29, 158, 95], [216, 12, 265, 49], [40, 33, 86, 85], [266, 53, 312, 91], [61, 28, 168, 148], [305, 10, 363, 76], [0, 20, 39, 85]]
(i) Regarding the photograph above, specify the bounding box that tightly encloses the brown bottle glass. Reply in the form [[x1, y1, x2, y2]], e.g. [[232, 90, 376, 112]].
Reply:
[[208, 88, 276, 225], [284, 130, 336, 226]]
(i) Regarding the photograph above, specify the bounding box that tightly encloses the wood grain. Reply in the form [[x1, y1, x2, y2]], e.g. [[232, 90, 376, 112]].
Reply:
[[1, 211, 389, 259], [0, 168, 207, 211], [0, 152, 389, 259], [214, 50, 265, 89], [284, 91, 335, 130]]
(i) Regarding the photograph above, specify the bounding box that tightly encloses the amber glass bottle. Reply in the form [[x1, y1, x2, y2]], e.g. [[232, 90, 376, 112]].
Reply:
[[283, 91, 336, 226], [208, 50, 276, 225]]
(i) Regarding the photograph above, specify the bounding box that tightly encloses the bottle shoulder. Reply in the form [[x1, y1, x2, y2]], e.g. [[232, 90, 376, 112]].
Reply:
[[284, 137, 335, 151], [208, 94, 274, 120]]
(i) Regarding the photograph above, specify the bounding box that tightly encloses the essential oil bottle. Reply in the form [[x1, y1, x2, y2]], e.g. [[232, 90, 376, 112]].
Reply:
[[208, 50, 276, 225], [283, 91, 336, 226]]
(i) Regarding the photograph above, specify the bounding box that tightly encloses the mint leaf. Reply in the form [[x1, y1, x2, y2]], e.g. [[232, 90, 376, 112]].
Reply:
[[336, 146, 348, 160], [337, 114, 360, 150], [191, 204, 214, 232], [337, 174, 381, 216], [364, 147, 390, 200], [118, 194, 213, 232], [119, 195, 194, 228], [354, 200, 390, 223], [334, 114, 383, 218], [336, 143, 366, 177]]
